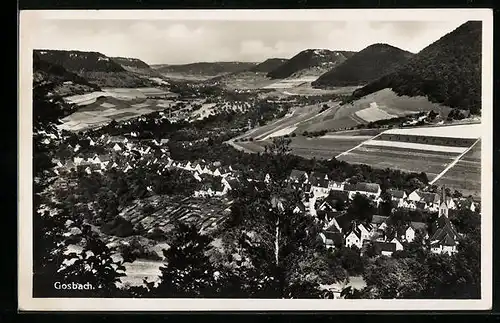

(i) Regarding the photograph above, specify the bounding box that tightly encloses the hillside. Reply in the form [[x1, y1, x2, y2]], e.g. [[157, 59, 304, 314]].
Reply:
[[249, 58, 288, 73], [33, 52, 101, 96], [350, 21, 482, 114], [153, 62, 259, 80], [312, 44, 414, 87], [111, 56, 163, 77], [267, 49, 356, 79], [34, 49, 153, 88]]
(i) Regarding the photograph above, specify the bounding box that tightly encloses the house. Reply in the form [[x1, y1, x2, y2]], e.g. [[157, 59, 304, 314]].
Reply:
[[193, 163, 203, 173], [345, 226, 363, 249], [310, 171, 329, 182], [221, 177, 240, 193], [373, 239, 403, 257], [357, 223, 373, 242], [387, 189, 407, 201], [319, 228, 343, 250], [328, 181, 344, 191], [344, 182, 381, 200], [430, 222, 459, 255], [404, 225, 416, 242], [318, 190, 349, 212], [393, 224, 416, 243], [99, 155, 112, 169], [212, 168, 222, 177], [289, 169, 309, 184], [311, 178, 330, 198], [408, 190, 440, 209], [470, 201, 477, 213], [371, 215, 389, 233], [112, 143, 122, 152]]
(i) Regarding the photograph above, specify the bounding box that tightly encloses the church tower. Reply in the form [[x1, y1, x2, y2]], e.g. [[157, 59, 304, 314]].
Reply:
[[438, 186, 449, 218]]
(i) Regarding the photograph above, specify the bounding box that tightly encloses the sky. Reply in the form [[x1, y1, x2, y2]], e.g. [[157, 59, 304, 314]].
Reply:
[[30, 19, 469, 65]]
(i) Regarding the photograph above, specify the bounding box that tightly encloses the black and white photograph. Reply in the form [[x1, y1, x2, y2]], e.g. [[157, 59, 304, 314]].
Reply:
[[18, 9, 492, 311]]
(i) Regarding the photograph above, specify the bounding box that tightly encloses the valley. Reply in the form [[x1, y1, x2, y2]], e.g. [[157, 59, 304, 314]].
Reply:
[[31, 18, 485, 301]]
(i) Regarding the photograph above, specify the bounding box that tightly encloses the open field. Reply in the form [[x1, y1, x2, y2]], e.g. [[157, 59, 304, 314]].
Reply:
[[263, 77, 319, 89], [237, 104, 325, 141], [336, 124, 481, 187], [382, 123, 481, 139], [337, 148, 452, 179], [64, 87, 174, 106], [434, 140, 481, 198], [287, 88, 454, 134], [215, 72, 275, 90], [59, 93, 179, 131], [289, 136, 368, 159], [355, 105, 397, 122], [233, 135, 369, 160], [344, 88, 453, 117]]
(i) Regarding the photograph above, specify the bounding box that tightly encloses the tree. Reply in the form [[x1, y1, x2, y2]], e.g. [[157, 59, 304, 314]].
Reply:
[[334, 246, 364, 276], [152, 222, 220, 297], [56, 224, 127, 297], [362, 257, 427, 299], [451, 209, 480, 235], [346, 193, 375, 224], [379, 191, 393, 218], [264, 137, 293, 182]]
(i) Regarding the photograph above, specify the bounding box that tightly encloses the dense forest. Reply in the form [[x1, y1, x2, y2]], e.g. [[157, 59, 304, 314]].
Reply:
[[33, 52, 101, 90], [312, 44, 414, 87], [350, 21, 482, 114]]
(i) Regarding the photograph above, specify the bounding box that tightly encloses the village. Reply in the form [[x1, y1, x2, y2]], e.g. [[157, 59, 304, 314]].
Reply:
[[40, 122, 480, 265]]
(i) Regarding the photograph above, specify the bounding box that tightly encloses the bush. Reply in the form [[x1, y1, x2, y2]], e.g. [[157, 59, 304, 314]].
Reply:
[[291, 133, 297, 137], [120, 238, 162, 261], [101, 216, 134, 237]]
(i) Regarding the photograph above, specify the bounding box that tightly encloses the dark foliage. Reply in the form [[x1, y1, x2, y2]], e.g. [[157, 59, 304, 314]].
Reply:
[[313, 43, 414, 87], [350, 21, 482, 113], [249, 58, 289, 73], [267, 49, 355, 79]]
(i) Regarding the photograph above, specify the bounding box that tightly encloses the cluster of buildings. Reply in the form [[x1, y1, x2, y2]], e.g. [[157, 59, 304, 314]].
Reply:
[[286, 169, 477, 257], [52, 134, 171, 176], [318, 187, 463, 256]]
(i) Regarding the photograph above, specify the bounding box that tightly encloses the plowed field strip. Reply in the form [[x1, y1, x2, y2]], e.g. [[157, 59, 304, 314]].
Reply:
[[337, 151, 448, 176], [354, 146, 458, 161]]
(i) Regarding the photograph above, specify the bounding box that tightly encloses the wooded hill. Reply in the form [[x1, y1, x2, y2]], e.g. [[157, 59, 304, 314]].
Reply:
[[267, 49, 356, 79], [34, 49, 153, 88], [153, 62, 259, 77], [249, 58, 288, 73], [350, 21, 482, 114], [111, 56, 163, 77], [312, 44, 414, 87]]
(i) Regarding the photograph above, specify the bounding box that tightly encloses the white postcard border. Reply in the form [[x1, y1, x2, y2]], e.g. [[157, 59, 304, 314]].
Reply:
[[18, 9, 493, 311]]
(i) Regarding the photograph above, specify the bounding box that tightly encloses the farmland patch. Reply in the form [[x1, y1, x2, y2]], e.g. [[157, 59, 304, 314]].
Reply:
[[382, 123, 481, 139], [363, 140, 469, 154], [355, 105, 397, 123], [100, 102, 116, 108]]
